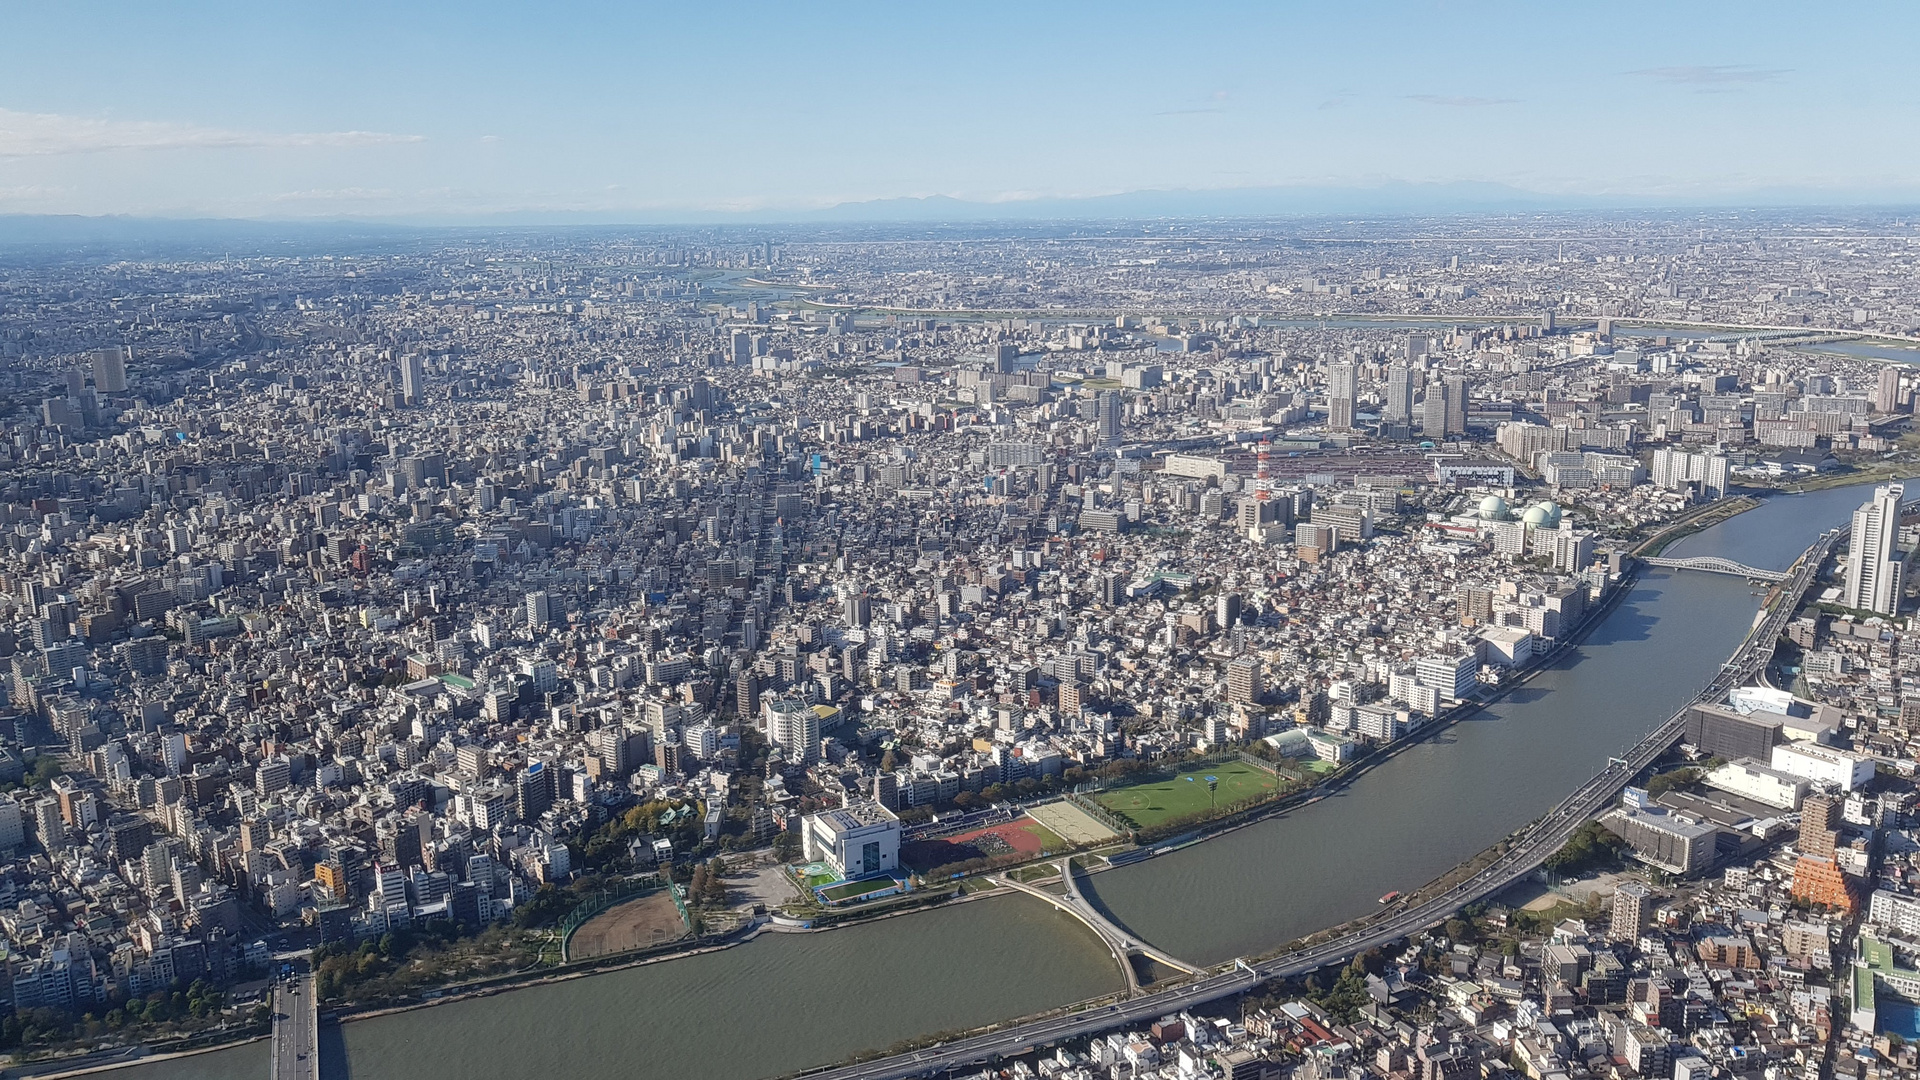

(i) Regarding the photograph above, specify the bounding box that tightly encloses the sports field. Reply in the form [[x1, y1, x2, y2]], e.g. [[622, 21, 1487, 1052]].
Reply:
[[899, 816, 1065, 874], [1027, 799, 1120, 846], [1093, 760, 1282, 829], [566, 890, 688, 960]]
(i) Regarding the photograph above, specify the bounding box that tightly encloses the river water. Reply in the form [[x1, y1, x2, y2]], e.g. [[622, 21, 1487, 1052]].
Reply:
[[131, 480, 1882, 1080]]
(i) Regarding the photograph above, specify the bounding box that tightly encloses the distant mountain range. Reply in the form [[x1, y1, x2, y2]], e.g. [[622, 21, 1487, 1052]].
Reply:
[[5, 181, 1920, 244]]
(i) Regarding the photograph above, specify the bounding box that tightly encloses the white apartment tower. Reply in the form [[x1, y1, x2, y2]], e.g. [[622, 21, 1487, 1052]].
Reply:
[[1844, 483, 1905, 615]]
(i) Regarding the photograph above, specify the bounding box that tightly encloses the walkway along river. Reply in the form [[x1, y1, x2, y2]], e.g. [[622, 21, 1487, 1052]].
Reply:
[[120, 480, 1886, 1080]]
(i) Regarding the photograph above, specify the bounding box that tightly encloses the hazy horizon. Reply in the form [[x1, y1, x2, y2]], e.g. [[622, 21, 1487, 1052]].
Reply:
[[3, 1, 1917, 222]]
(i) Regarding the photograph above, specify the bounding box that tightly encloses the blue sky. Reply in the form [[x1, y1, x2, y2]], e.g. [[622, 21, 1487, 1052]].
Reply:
[[0, 0, 1914, 219]]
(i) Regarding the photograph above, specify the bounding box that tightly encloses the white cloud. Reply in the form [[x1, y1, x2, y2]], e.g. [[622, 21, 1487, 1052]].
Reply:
[[0, 107, 423, 156]]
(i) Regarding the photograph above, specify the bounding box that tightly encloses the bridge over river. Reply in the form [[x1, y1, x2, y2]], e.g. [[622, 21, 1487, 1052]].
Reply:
[[994, 861, 1207, 994], [1638, 555, 1788, 582]]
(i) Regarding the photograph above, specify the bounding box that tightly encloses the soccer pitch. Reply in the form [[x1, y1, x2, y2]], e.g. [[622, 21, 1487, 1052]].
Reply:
[[1093, 761, 1281, 829]]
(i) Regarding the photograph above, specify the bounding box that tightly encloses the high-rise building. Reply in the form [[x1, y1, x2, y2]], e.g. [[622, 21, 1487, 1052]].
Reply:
[[843, 591, 871, 628], [30, 797, 64, 850], [1421, 380, 1450, 438], [401, 354, 426, 405], [1095, 390, 1123, 447], [1057, 678, 1084, 717], [1327, 361, 1357, 431], [1610, 881, 1651, 942], [1791, 793, 1856, 911], [90, 347, 129, 394], [1444, 375, 1468, 436], [1651, 447, 1730, 500], [1216, 592, 1243, 630], [1843, 483, 1904, 615], [1384, 364, 1415, 423], [1226, 656, 1263, 704], [526, 590, 554, 631], [1877, 365, 1902, 414], [764, 695, 821, 765]]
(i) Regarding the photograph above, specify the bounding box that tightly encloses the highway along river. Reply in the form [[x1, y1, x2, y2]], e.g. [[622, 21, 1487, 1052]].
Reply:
[[137, 480, 1884, 1080]]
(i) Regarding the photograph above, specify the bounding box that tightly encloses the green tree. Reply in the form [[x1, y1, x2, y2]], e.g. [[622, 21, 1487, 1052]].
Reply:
[[772, 831, 801, 861]]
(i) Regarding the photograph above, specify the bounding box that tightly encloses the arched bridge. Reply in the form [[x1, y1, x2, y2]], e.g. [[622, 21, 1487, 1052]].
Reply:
[[1640, 555, 1787, 582], [995, 861, 1207, 994]]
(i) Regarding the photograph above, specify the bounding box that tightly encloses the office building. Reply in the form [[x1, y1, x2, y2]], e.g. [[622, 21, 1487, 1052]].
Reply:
[[802, 801, 901, 879], [1416, 651, 1478, 702], [1770, 741, 1875, 791], [1601, 805, 1718, 876]]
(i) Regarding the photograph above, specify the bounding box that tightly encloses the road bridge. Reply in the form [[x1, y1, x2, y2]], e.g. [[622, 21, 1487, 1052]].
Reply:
[[268, 968, 318, 1080], [1639, 555, 1787, 582], [994, 861, 1206, 993], [794, 530, 1838, 1080]]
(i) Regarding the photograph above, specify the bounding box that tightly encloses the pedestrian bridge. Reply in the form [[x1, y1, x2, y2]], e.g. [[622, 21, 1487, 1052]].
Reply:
[[1640, 555, 1787, 582], [994, 861, 1207, 994]]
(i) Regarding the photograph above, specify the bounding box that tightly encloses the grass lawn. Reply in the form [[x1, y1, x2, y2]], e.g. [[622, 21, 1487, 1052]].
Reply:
[[818, 877, 900, 903], [1093, 760, 1282, 829]]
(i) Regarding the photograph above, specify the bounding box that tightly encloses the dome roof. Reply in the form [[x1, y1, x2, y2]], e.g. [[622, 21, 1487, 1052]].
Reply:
[[1477, 495, 1510, 520], [1522, 502, 1561, 528]]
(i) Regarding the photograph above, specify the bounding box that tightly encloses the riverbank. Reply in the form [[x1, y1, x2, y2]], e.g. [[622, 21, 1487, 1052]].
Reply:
[[1069, 559, 1642, 880], [1634, 496, 1761, 557], [103, 489, 1862, 1080], [1752, 460, 1920, 494], [0, 1035, 268, 1080], [78, 523, 1669, 1073]]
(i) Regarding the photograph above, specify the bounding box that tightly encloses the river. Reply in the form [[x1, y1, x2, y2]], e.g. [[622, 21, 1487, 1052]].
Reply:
[[126, 480, 1883, 1080]]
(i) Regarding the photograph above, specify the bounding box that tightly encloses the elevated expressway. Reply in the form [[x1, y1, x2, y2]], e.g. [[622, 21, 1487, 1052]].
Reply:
[[798, 529, 1838, 1080]]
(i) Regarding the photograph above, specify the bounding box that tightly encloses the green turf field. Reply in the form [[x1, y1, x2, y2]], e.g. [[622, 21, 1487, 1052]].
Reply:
[[1092, 760, 1282, 829]]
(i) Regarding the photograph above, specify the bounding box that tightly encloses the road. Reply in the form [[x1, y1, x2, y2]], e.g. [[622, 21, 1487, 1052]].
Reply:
[[269, 968, 318, 1080], [793, 530, 1836, 1080], [993, 861, 1205, 993]]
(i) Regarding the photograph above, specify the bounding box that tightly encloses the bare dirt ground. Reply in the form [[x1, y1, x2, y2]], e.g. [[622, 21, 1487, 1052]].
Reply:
[[568, 890, 688, 959], [724, 852, 802, 912]]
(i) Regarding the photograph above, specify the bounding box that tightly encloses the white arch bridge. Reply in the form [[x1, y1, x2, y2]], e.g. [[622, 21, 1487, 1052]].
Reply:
[[1639, 555, 1787, 582]]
